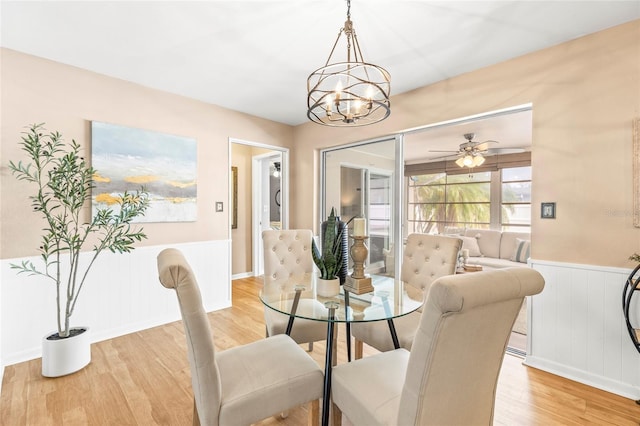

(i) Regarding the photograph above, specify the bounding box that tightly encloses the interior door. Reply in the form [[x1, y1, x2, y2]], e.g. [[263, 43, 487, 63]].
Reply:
[[253, 151, 284, 276]]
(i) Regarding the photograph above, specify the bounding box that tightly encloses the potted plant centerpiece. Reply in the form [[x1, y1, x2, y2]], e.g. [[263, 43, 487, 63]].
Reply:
[[312, 208, 349, 297], [9, 123, 149, 377]]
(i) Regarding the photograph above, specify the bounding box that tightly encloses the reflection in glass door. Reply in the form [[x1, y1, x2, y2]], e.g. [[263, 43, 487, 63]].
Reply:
[[369, 173, 392, 270], [321, 136, 402, 278]]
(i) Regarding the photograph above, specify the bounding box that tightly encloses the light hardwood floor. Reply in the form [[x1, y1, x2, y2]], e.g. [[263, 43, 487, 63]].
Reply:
[[2, 276, 640, 425]]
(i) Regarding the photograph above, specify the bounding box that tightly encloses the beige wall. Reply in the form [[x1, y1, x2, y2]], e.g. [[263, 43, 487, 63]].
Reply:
[[3, 20, 639, 268], [231, 143, 253, 275], [292, 20, 640, 268], [230, 144, 275, 275], [0, 48, 293, 260]]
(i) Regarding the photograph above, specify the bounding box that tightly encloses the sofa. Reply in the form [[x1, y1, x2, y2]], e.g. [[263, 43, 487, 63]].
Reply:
[[450, 228, 531, 335], [449, 228, 531, 270]]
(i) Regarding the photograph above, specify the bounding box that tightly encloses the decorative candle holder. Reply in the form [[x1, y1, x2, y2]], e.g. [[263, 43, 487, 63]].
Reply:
[[344, 235, 374, 294]]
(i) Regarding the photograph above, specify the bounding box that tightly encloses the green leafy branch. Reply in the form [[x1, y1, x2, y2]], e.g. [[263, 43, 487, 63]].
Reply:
[[9, 123, 149, 337]]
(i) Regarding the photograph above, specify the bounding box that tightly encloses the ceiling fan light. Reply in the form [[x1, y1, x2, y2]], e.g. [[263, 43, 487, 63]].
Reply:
[[462, 155, 474, 167], [473, 155, 485, 167], [455, 157, 465, 167]]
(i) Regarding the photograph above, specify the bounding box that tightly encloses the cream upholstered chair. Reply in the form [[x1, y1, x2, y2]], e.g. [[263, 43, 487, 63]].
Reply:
[[262, 229, 327, 351], [331, 267, 545, 426], [351, 233, 462, 358], [157, 248, 323, 426]]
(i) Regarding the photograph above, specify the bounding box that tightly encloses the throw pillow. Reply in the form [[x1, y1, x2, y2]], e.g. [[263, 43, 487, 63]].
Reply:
[[460, 236, 482, 257], [511, 239, 531, 263]]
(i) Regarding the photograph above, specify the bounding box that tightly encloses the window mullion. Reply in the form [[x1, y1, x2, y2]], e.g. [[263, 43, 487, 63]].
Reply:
[[490, 170, 501, 229]]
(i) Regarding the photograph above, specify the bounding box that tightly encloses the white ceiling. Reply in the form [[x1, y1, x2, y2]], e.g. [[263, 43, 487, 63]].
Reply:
[[2, 1, 639, 161], [404, 107, 533, 163]]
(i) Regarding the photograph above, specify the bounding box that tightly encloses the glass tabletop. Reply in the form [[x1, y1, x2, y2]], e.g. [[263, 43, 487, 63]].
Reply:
[[259, 273, 423, 323]]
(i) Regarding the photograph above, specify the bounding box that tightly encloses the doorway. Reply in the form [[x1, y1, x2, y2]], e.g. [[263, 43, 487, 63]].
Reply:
[[252, 152, 284, 277], [402, 105, 532, 355], [229, 139, 289, 279]]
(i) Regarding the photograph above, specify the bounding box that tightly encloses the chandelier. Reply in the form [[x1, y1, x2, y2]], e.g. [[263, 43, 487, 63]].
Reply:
[[307, 0, 391, 127]]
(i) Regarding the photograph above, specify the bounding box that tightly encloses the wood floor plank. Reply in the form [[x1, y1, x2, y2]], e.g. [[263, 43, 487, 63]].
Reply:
[[2, 276, 640, 425]]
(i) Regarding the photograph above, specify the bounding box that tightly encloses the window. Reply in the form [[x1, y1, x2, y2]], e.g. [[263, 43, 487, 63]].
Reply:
[[501, 167, 531, 230], [407, 166, 531, 234]]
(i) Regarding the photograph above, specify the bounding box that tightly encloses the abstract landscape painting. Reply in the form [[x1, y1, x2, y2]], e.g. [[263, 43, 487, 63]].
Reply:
[[91, 121, 197, 222]]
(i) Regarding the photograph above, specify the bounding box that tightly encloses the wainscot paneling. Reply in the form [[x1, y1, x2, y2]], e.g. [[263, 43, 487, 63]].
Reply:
[[0, 240, 231, 369], [527, 259, 640, 400]]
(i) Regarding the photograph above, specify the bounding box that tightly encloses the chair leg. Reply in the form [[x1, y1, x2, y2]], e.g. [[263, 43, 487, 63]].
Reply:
[[331, 402, 343, 426], [308, 341, 314, 352], [354, 338, 364, 360], [192, 398, 201, 426], [308, 399, 320, 426]]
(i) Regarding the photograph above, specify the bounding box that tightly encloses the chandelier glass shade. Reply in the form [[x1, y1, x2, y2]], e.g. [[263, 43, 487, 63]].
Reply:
[[307, 1, 390, 127]]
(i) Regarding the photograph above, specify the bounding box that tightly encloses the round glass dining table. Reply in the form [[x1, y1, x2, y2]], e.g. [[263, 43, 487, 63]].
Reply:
[[259, 273, 423, 426]]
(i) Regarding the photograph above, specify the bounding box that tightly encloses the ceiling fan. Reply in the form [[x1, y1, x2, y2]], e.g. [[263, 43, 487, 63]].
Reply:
[[430, 133, 500, 168]]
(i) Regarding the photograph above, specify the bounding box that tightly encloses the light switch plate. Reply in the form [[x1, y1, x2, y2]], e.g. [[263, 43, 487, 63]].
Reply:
[[216, 202, 223, 212]]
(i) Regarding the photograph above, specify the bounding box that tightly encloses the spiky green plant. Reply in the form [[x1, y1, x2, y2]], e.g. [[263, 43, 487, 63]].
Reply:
[[312, 208, 347, 280], [9, 123, 149, 338]]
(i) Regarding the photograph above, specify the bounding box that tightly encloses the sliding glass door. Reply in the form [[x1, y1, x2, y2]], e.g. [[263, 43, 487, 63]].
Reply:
[[320, 136, 402, 278]]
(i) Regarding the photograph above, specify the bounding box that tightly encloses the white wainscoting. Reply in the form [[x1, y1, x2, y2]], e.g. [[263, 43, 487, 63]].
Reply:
[[527, 259, 640, 400], [0, 240, 231, 372]]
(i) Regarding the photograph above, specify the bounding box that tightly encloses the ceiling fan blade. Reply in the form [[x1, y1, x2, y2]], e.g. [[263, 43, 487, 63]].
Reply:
[[474, 140, 499, 152], [429, 149, 460, 153]]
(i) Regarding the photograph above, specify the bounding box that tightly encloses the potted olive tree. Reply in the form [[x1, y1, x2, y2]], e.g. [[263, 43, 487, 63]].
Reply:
[[9, 123, 149, 377]]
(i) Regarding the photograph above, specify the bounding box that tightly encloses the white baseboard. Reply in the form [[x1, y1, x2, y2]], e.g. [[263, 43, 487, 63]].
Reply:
[[232, 271, 255, 280]]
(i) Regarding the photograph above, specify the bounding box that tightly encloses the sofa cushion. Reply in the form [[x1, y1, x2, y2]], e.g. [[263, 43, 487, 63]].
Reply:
[[459, 236, 482, 257], [464, 229, 501, 258], [500, 231, 531, 260], [510, 238, 531, 263]]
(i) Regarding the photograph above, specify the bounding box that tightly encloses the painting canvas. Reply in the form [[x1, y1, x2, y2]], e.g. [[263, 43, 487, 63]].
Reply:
[[91, 121, 197, 222]]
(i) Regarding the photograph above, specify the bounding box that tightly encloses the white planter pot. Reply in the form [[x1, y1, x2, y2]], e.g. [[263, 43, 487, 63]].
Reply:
[[42, 327, 91, 377], [317, 277, 340, 297]]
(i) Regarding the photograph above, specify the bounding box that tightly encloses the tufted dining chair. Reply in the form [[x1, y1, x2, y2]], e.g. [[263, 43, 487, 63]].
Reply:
[[262, 229, 327, 351], [331, 268, 545, 426], [351, 233, 462, 358], [157, 248, 323, 426]]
